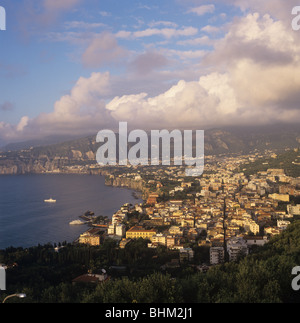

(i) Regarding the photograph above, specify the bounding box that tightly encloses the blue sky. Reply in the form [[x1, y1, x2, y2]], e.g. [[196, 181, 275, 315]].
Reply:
[[0, 0, 227, 123], [0, 0, 299, 145]]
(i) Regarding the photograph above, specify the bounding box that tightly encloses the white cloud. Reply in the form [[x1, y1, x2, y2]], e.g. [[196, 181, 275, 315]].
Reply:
[[3, 8, 300, 144], [105, 12, 300, 129], [148, 21, 178, 28], [1, 72, 115, 141], [64, 21, 106, 30], [187, 4, 215, 16], [166, 49, 207, 60], [16, 116, 29, 132], [99, 11, 111, 17], [116, 26, 198, 39], [201, 25, 220, 34], [188, 0, 299, 26], [177, 35, 214, 47]]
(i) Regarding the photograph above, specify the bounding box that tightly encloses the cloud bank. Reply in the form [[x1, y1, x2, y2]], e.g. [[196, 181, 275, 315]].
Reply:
[[1, 5, 300, 144]]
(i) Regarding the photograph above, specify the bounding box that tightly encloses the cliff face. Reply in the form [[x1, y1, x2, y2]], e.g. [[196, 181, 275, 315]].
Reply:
[[105, 176, 148, 199], [0, 134, 99, 175], [0, 163, 19, 175], [0, 157, 69, 175]]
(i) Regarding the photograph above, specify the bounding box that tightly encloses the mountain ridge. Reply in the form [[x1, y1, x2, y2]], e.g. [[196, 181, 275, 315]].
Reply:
[[0, 125, 299, 175]]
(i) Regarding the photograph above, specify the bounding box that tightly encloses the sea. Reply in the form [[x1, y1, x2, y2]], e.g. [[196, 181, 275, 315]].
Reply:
[[0, 174, 142, 249]]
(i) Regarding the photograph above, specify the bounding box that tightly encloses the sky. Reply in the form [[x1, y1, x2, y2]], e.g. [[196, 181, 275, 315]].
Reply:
[[0, 0, 300, 145]]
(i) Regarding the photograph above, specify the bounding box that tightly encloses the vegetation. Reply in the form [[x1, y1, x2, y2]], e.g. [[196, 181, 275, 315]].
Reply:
[[1, 220, 300, 303], [239, 149, 300, 178]]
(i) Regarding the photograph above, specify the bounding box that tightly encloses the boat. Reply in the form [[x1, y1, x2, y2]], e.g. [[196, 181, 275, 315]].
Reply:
[[44, 198, 56, 203], [69, 219, 85, 225]]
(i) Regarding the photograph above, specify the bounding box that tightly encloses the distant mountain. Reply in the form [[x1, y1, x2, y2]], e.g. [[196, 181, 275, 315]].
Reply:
[[0, 124, 299, 175], [1, 134, 90, 152], [203, 124, 300, 155]]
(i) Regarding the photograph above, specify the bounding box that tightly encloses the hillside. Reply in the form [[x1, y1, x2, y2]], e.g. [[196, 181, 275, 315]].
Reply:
[[1, 220, 300, 303], [0, 125, 299, 175], [238, 149, 300, 178]]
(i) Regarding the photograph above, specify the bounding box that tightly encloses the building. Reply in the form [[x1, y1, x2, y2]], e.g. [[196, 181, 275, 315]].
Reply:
[[147, 194, 159, 205], [227, 237, 249, 262], [115, 224, 126, 237], [79, 228, 101, 246], [166, 235, 181, 248], [108, 223, 126, 237], [181, 217, 195, 227], [151, 233, 166, 246], [277, 220, 291, 230], [126, 226, 157, 240], [268, 193, 289, 202], [210, 247, 225, 265], [168, 226, 183, 236], [279, 185, 295, 195], [287, 204, 300, 216], [119, 238, 131, 249], [243, 236, 268, 247], [108, 224, 115, 235], [179, 248, 194, 263], [244, 220, 260, 235], [264, 226, 281, 236]]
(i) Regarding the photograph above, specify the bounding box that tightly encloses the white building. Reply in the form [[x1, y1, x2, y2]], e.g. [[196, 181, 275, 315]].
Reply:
[[287, 204, 300, 216], [277, 220, 291, 230], [151, 233, 166, 246], [108, 224, 115, 235], [244, 220, 260, 235], [115, 224, 126, 237]]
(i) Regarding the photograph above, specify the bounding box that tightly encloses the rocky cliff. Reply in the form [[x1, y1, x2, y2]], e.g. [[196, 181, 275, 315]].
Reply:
[[105, 176, 148, 199], [0, 156, 72, 175]]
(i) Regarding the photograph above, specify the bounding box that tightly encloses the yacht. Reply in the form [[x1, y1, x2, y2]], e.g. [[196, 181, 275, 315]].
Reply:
[[69, 219, 85, 225], [44, 198, 56, 203]]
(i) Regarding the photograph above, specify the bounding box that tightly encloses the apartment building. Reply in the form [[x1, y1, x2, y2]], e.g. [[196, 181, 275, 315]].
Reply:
[[151, 233, 167, 246], [79, 228, 101, 246], [227, 237, 249, 262], [210, 246, 225, 265], [126, 226, 157, 240]]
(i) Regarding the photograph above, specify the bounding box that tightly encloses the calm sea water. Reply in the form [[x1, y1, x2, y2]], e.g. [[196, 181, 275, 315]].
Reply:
[[0, 174, 142, 249]]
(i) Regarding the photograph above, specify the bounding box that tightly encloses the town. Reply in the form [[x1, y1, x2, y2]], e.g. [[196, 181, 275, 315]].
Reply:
[[1, 148, 300, 303], [75, 148, 300, 267]]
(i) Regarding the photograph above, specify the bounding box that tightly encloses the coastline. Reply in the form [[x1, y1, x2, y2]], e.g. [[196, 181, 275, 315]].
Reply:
[[0, 165, 149, 200], [0, 173, 144, 250], [0, 169, 148, 199]]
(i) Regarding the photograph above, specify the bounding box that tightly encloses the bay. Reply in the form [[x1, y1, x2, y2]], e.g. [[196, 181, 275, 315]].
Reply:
[[0, 174, 142, 249]]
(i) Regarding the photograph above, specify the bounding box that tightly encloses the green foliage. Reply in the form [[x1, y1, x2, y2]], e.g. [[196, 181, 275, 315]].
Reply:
[[2, 221, 300, 303], [239, 149, 300, 178], [82, 272, 180, 303]]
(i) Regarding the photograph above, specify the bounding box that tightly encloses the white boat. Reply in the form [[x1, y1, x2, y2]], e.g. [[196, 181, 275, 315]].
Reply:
[[44, 198, 56, 203], [69, 219, 85, 225]]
